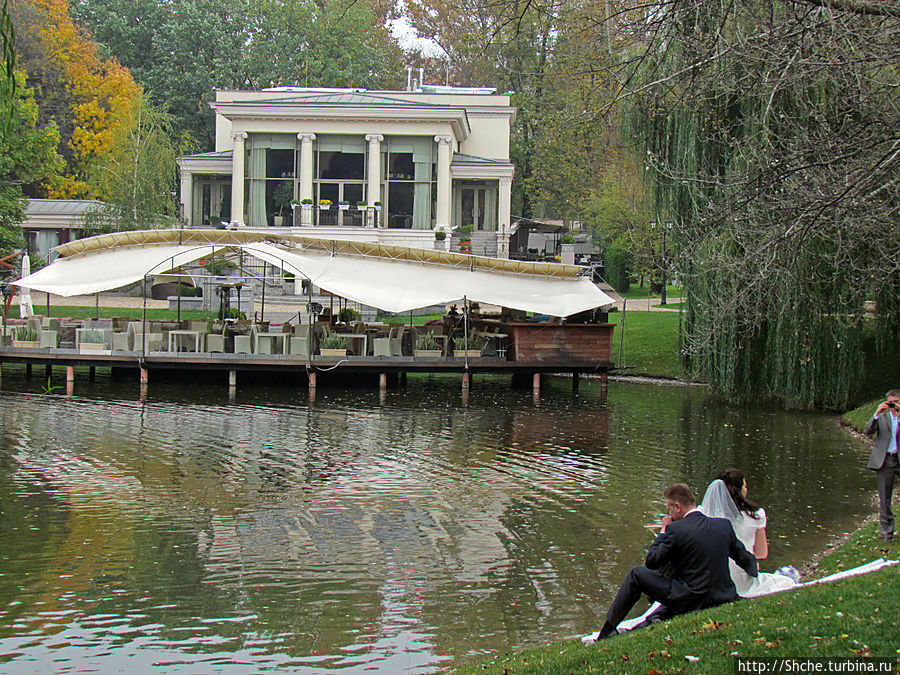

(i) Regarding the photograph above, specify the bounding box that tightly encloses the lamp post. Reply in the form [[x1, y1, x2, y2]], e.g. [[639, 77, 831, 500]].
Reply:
[[651, 220, 674, 305]]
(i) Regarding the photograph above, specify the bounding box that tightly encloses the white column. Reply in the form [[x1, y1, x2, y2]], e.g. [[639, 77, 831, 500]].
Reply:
[[366, 134, 384, 228], [179, 169, 192, 226], [497, 176, 512, 259], [434, 135, 453, 230], [297, 133, 316, 226], [229, 132, 247, 226]]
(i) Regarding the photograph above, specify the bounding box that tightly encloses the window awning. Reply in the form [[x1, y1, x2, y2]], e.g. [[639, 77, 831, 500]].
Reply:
[[14, 231, 615, 316]]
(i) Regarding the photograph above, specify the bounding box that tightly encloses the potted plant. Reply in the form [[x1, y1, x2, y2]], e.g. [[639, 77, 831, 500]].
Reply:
[[338, 200, 351, 211], [373, 201, 382, 212], [299, 198, 313, 209], [357, 201, 367, 211], [458, 225, 474, 253], [13, 325, 40, 349], [79, 327, 108, 351], [319, 333, 348, 356], [414, 332, 442, 358], [318, 199, 332, 210], [272, 183, 293, 226], [434, 230, 446, 241]]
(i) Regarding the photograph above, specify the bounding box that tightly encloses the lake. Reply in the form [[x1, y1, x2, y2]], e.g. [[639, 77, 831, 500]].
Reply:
[[0, 371, 872, 673]]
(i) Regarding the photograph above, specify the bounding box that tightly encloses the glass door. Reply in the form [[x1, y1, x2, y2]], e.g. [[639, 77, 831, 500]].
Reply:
[[460, 187, 488, 230]]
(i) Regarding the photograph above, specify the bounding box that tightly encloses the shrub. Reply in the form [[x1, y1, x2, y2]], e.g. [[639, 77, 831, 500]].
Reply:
[[604, 237, 633, 293], [434, 230, 446, 240], [206, 258, 238, 276], [321, 334, 347, 350], [339, 307, 360, 323], [15, 326, 39, 342], [560, 232, 576, 244], [415, 332, 440, 351]]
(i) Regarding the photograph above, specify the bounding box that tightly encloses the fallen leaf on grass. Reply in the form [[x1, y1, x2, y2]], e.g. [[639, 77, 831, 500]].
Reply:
[[664, 636, 673, 645], [660, 650, 671, 658], [852, 646, 871, 657], [694, 619, 724, 633], [647, 669, 664, 675], [621, 654, 629, 662]]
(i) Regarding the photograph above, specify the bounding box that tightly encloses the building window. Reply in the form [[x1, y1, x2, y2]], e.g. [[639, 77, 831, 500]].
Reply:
[[315, 136, 367, 225], [246, 134, 298, 226], [383, 137, 434, 229]]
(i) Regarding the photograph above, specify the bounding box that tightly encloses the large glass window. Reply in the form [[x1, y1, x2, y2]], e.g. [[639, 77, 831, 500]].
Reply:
[[383, 137, 435, 229], [246, 134, 298, 226], [315, 136, 366, 225]]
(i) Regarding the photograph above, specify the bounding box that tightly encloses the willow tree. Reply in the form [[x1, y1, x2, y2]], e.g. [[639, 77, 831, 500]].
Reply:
[[608, 0, 900, 409]]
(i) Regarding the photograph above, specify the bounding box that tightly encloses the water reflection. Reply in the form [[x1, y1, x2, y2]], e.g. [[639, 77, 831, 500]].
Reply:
[[0, 373, 872, 673]]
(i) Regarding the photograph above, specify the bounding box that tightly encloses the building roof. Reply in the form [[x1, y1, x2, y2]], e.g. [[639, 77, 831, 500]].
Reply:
[[25, 199, 103, 216]]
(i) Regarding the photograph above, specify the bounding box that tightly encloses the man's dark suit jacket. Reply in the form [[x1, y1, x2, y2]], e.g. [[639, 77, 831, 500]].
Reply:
[[646, 510, 758, 610]]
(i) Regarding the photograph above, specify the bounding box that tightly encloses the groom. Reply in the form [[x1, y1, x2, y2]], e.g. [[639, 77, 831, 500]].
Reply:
[[596, 483, 758, 639]]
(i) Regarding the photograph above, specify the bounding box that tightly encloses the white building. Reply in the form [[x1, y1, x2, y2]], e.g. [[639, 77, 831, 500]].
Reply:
[[177, 86, 516, 257]]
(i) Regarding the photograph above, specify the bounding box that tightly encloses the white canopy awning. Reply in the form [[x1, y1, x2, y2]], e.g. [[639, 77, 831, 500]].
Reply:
[[15, 235, 614, 316], [13, 244, 225, 297], [244, 243, 613, 316]]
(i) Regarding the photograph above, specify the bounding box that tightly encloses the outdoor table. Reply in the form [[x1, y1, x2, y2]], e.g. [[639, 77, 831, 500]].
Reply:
[[168, 330, 203, 353], [254, 331, 290, 355]]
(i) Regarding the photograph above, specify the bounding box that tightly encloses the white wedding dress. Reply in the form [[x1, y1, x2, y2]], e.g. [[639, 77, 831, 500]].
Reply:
[[699, 480, 797, 598]]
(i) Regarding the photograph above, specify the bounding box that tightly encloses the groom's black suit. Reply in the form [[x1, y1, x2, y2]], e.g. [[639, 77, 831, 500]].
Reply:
[[605, 510, 758, 629]]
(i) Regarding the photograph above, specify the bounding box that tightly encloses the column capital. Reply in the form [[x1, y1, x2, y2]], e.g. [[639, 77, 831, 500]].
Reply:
[[434, 134, 453, 146], [365, 134, 384, 144], [297, 132, 316, 142], [179, 168, 191, 180], [231, 131, 247, 142]]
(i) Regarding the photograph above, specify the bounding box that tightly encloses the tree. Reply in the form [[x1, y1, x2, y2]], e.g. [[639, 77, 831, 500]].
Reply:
[[10, 0, 143, 199], [70, 0, 406, 150], [614, 0, 900, 408], [0, 70, 63, 256], [82, 94, 178, 233], [1, 0, 14, 126]]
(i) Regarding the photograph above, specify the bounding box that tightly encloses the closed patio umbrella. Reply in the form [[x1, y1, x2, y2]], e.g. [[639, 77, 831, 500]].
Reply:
[[19, 254, 33, 319]]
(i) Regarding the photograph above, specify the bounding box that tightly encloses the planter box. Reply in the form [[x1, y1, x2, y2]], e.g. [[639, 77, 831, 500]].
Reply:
[[13, 340, 40, 349], [79, 343, 108, 352], [319, 348, 347, 356], [454, 349, 481, 358], [339, 204, 350, 210], [319, 204, 331, 211], [414, 349, 442, 358], [357, 205, 367, 211]]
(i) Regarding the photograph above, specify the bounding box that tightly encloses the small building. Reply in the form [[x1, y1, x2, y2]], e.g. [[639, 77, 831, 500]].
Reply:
[[178, 86, 516, 257], [21, 199, 102, 261]]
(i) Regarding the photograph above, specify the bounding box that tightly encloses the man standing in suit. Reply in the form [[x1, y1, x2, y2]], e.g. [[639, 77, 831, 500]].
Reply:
[[863, 389, 900, 542], [595, 483, 757, 640]]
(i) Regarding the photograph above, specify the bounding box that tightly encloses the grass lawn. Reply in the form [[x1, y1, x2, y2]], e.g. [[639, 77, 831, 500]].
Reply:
[[611, 309, 684, 379], [448, 524, 899, 674], [9, 305, 218, 322], [619, 284, 683, 301]]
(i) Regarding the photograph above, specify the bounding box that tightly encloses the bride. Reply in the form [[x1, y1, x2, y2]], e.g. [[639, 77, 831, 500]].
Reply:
[[700, 469, 798, 598]]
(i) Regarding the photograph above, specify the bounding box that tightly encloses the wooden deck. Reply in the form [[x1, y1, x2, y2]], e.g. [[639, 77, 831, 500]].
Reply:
[[0, 322, 615, 394]]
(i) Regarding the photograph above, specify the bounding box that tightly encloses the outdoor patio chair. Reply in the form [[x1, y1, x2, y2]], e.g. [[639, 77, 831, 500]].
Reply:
[[206, 334, 225, 353], [233, 334, 252, 354], [39, 329, 57, 348], [290, 336, 309, 356], [112, 332, 128, 351]]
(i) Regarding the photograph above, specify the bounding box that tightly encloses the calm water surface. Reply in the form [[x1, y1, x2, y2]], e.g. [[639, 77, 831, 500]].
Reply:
[[0, 372, 872, 673]]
